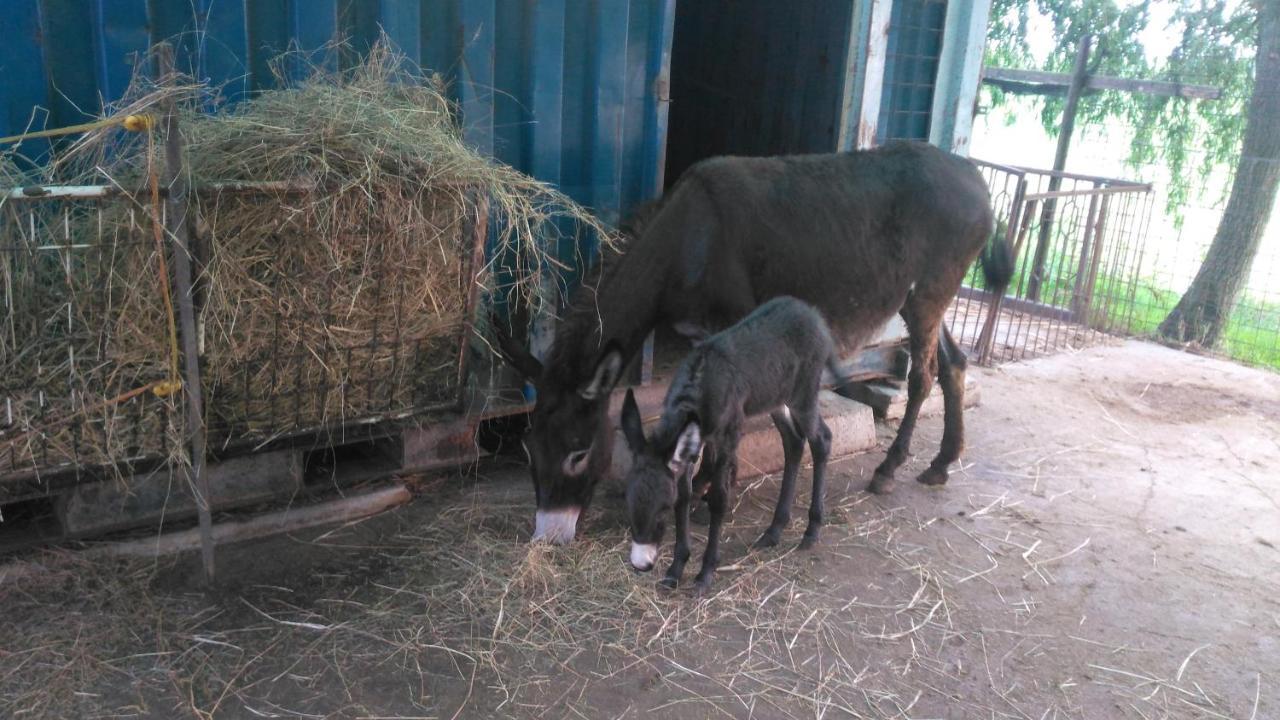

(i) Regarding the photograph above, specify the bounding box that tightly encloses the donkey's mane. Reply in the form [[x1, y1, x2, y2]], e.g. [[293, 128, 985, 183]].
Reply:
[[540, 196, 669, 388]]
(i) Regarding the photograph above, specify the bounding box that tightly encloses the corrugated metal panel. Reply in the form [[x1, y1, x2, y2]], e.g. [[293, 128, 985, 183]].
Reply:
[[0, 0, 673, 240], [664, 0, 855, 187]]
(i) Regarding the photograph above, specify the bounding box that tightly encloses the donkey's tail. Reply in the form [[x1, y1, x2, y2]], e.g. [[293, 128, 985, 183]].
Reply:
[[978, 221, 1016, 297]]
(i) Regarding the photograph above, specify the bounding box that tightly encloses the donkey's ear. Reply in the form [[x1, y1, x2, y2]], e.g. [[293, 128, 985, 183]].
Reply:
[[578, 345, 623, 400], [620, 389, 647, 454], [667, 420, 703, 477], [492, 313, 544, 380]]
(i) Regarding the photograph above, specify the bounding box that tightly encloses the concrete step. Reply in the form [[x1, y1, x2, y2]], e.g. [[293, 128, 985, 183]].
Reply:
[[836, 375, 982, 420], [606, 389, 876, 490]]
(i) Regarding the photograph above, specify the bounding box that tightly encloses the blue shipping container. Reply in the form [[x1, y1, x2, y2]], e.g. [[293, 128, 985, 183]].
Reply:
[[0, 0, 675, 238]]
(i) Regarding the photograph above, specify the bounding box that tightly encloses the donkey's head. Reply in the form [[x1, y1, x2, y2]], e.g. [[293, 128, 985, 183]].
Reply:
[[495, 320, 625, 545], [620, 389, 703, 571]]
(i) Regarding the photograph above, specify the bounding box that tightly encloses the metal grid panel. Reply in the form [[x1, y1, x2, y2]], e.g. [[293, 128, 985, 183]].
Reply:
[[952, 161, 1156, 364], [878, 0, 948, 143], [1, 186, 482, 487], [0, 195, 177, 479]]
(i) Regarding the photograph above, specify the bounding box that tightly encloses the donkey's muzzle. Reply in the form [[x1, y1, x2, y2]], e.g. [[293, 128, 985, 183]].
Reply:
[[531, 507, 580, 545]]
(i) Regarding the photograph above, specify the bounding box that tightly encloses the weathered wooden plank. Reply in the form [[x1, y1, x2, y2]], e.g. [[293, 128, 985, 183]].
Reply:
[[982, 66, 1222, 100]]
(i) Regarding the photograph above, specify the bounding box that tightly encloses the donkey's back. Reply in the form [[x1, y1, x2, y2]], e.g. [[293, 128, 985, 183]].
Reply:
[[671, 297, 836, 427], [644, 141, 993, 353]]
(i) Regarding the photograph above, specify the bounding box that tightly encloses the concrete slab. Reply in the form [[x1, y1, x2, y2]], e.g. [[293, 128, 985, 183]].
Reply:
[[56, 449, 303, 537], [838, 375, 982, 420]]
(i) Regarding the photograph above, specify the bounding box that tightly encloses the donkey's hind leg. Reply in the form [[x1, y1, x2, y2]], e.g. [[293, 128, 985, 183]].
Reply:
[[869, 296, 942, 495], [917, 324, 967, 486], [754, 408, 805, 549], [799, 416, 833, 550]]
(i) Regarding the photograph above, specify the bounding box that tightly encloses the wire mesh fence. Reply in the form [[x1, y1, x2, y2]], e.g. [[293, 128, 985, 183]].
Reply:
[[951, 160, 1156, 364], [971, 96, 1280, 373], [0, 191, 179, 483], [0, 182, 483, 489], [878, 0, 948, 143]]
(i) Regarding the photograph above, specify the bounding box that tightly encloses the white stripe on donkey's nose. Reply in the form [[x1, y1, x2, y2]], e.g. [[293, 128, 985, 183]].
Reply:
[[630, 542, 658, 571], [532, 508, 580, 545]]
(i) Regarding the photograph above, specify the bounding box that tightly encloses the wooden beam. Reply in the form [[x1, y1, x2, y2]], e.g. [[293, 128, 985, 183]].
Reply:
[[983, 66, 1222, 100], [929, 0, 995, 155]]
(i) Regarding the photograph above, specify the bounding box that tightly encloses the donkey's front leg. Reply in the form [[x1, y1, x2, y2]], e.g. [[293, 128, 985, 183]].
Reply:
[[661, 469, 693, 589], [693, 454, 734, 595]]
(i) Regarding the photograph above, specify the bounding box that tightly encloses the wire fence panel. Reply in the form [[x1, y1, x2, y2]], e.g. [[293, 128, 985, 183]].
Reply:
[[878, 0, 948, 143], [953, 160, 1156, 364], [0, 194, 179, 483], [1, 185, 482, 490]]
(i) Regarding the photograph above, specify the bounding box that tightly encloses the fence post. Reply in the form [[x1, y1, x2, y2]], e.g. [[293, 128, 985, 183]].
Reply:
[[976, 176, 1027, 366], [156, 45, 216, 583], [1070, 187, 1102, 320]]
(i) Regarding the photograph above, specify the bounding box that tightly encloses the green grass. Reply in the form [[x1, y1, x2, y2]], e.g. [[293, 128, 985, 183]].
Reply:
[[1097, 277, 1280, 371], [967, 244, 1280, 372]]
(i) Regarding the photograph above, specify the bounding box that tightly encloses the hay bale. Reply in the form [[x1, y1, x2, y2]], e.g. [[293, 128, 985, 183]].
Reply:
[[0, 40, 608, 475]]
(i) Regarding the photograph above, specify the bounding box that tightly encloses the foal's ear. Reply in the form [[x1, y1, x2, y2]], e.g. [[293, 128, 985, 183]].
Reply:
[[668, 420, 703, 477], [579, 344, 624, 400], [620, 389, 647, 454]]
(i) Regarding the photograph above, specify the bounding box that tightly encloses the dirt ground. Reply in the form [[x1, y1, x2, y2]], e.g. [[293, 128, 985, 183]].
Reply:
[[2, 339, 1277, 719]]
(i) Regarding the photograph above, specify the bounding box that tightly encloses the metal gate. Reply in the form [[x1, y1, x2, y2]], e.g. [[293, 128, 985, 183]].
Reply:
[[954, 160, 1156, 364]]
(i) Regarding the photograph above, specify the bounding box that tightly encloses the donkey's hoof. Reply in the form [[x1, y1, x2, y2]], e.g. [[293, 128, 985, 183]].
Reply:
[[753, 530, 781, 549], [868, 472, 897, 495], [692, 577, 715, 597], [798, 534, 819, 551], [658, 575, 679, 591], [916, 466, 949, 486]]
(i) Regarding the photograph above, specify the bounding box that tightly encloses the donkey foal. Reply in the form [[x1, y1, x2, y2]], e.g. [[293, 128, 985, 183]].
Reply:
[[621, 297, 838, 593]]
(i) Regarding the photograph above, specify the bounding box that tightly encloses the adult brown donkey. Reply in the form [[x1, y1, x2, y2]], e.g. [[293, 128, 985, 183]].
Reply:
[[495, 140, 1013, 544]]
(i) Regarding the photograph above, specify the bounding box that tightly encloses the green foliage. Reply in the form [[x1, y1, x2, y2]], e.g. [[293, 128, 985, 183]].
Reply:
[[985, 0, 1258, 216]]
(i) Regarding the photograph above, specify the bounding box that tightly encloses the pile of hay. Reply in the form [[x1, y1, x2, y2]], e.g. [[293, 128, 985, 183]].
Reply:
[[0, 41, 605, 474]]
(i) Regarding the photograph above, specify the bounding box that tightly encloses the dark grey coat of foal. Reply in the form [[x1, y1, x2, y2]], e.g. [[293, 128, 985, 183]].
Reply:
[[621, 296, 840, 592]]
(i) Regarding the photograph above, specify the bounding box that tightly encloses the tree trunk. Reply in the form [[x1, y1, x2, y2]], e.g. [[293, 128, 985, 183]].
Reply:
[[1159, 1, 1280, 347]]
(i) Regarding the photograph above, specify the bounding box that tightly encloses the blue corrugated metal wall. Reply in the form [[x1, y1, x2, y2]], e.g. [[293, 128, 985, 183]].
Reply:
[[0, 0, 674, 239]]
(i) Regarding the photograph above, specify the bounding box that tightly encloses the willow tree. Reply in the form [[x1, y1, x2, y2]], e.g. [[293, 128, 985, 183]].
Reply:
[[985, 0, 1272, 347], [1159, 1, 1278, 345]]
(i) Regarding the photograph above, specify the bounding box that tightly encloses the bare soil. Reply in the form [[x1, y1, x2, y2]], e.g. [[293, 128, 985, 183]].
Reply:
[[2, 339, 1277, 719]]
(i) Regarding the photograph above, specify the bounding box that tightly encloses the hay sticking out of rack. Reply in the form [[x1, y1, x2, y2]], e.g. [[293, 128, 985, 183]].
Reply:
[[0, 40, 609, 474]]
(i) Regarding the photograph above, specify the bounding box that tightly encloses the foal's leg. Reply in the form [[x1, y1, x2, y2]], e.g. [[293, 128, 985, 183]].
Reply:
[[661, 465, 694, 589], [799, 416, 833, 550], [918, 324, 967, 486], [754, 408, 805, 549], [869, 298, 941, 495], [693, 448, 735, 595]]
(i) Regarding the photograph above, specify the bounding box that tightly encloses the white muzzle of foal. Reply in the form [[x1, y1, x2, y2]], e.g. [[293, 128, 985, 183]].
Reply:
[[531, 507, 580, 545]]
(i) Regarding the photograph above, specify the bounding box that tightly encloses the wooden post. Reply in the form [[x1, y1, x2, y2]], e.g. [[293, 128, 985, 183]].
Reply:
[[156, 45, 216, 583], [976, 177, 1027, 365], [929, 0, 995, 155], [1026, 35, 1092, 302], [1082, 193, 1112, 327], [838, 0, 892, 150], [1070, 187, 1102, 319]]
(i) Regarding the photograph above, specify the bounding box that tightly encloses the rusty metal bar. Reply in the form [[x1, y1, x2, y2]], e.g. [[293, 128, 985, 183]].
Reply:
[[1022, 183, 1153, 202], [156, 45, 216, 583], [456, 193, 490, 412]]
